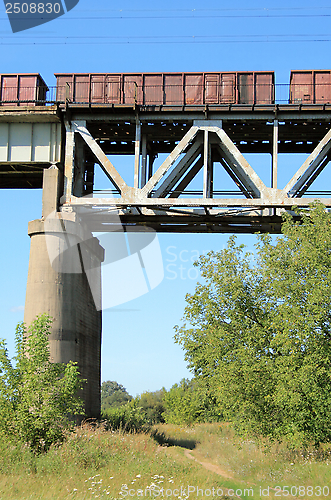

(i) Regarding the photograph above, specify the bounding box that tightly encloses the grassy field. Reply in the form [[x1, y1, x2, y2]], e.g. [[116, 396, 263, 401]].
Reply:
[[0, 423, 330, 500]]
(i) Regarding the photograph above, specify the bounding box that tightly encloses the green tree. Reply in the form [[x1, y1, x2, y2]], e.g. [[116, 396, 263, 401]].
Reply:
[[162, 378, 221, 425], [134, 390, 166, 424], [101, 380, 132, 412], [0, 314, 84, 453], [175, 203, 331, 446]]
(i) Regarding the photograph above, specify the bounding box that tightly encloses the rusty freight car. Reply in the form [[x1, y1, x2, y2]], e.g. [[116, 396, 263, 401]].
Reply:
[[55, 71, 275, 106], [290, 70, 331, 104], [0, 74, 49, 106]]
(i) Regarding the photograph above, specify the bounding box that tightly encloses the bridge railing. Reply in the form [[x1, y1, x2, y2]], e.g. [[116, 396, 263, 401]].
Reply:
[[0, 84, 331, 106], [0, 86, 58, 106]]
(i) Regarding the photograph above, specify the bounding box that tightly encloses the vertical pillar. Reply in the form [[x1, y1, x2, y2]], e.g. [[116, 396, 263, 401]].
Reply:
[[73, 135, 85, 197], [25, 170, 104, 419], [203, 129, 212, 198], [272, 119, 278, 188], [42, 166, 62, 219], [134, 118, 141, 188], [63, 122, 75, 202], [148, 153, 155, 180], [140, 135, 147, 188]]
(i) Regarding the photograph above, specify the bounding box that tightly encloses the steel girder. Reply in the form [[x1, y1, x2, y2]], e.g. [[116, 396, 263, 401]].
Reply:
[[60, 115, 331, 233]]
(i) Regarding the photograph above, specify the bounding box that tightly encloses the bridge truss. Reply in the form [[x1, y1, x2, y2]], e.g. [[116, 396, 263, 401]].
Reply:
[[1, 103, 331, 233]]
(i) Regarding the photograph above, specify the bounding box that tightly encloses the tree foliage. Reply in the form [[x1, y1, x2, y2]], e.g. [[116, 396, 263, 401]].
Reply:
[[175, 203, 331, 446], [102, 386, 165, 426], [134, 390, 166, 424], [162, 378, 221, 425], [101, 380, 132, 411], [0, 314, 84, 453]]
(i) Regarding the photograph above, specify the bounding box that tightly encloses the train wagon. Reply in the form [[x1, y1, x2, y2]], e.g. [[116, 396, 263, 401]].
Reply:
[[55, 71, 275, 106], [290, 70, 331, 104], [0, 74, 49, 106]]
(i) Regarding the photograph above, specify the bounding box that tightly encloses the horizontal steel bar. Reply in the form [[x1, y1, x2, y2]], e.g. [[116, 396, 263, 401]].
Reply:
[[64, 196, 331, 208], [69, 110, 331, 123]]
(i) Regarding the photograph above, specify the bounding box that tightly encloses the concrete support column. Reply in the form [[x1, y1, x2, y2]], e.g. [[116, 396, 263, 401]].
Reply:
[[42, 166, 62, 218], [24, 214, 104, 418]]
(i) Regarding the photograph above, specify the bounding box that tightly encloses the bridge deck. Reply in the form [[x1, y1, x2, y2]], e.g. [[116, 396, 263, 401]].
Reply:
[[1, 104, 331, 233]]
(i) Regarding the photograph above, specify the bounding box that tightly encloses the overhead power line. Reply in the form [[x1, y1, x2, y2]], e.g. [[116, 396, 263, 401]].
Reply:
[[1, 34, 331, 40], [2, 14, 331, 20], [1, 37, 331, 45], [78, 7, 331, 12]]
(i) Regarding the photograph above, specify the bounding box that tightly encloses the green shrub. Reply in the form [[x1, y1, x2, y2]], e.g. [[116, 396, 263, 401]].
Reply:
[[0, 314, 84, 453], [162, 378, 221, 425], [133, 390, 166, 424], [103, 400, 149, 433]]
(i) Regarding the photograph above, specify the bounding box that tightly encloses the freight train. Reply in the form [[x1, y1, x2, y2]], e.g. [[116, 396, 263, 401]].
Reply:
[[0, 70, 331, 106]]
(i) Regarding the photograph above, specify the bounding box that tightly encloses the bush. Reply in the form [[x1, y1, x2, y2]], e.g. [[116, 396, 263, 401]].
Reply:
[[103, 400, 149, 433], [133, 390, 166, 424], [0, 314, 84, 453], [162, 378, 221, 425]]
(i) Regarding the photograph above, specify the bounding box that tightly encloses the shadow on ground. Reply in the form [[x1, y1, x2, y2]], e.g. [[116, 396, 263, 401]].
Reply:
[[151, 430, 197, 450]]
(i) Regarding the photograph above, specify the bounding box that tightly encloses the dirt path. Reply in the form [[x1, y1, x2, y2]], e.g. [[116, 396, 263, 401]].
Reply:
[[183, 449, 234, 479], [183, 449, 301, 500]]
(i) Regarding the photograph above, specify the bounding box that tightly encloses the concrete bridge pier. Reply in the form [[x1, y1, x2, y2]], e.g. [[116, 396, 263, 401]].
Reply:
[[24, 167, 104, 418]]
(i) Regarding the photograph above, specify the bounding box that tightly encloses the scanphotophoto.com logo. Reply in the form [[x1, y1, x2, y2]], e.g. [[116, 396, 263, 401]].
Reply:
[[45, 202, 164, 311], [3, 0, 79, 33]]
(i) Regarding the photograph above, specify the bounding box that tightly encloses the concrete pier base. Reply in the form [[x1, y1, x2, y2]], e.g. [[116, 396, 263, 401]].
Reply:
[[24, 213, 104, 418]]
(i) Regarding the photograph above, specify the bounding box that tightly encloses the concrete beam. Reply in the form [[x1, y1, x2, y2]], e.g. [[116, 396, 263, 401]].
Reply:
[[42, 166, 62, 218], [63, 122, 75, 201]]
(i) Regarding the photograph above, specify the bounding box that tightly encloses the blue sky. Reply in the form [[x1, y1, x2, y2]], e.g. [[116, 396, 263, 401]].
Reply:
[[0, 0, 330, 396]]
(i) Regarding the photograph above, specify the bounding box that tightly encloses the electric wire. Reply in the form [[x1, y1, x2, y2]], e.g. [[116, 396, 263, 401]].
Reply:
[[2, 13, 331, 20], [1, 37, 331, 45], [1, 6, 331, 44]]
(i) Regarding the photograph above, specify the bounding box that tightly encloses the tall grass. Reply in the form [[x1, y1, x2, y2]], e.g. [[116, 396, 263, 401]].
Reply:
[[0, 423, 330, 499], [0, 423, 235, 500], [154, 423, 331, 499]]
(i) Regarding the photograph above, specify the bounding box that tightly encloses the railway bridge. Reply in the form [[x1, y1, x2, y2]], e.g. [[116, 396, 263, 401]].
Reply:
[[1, 78, 331, 415]]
